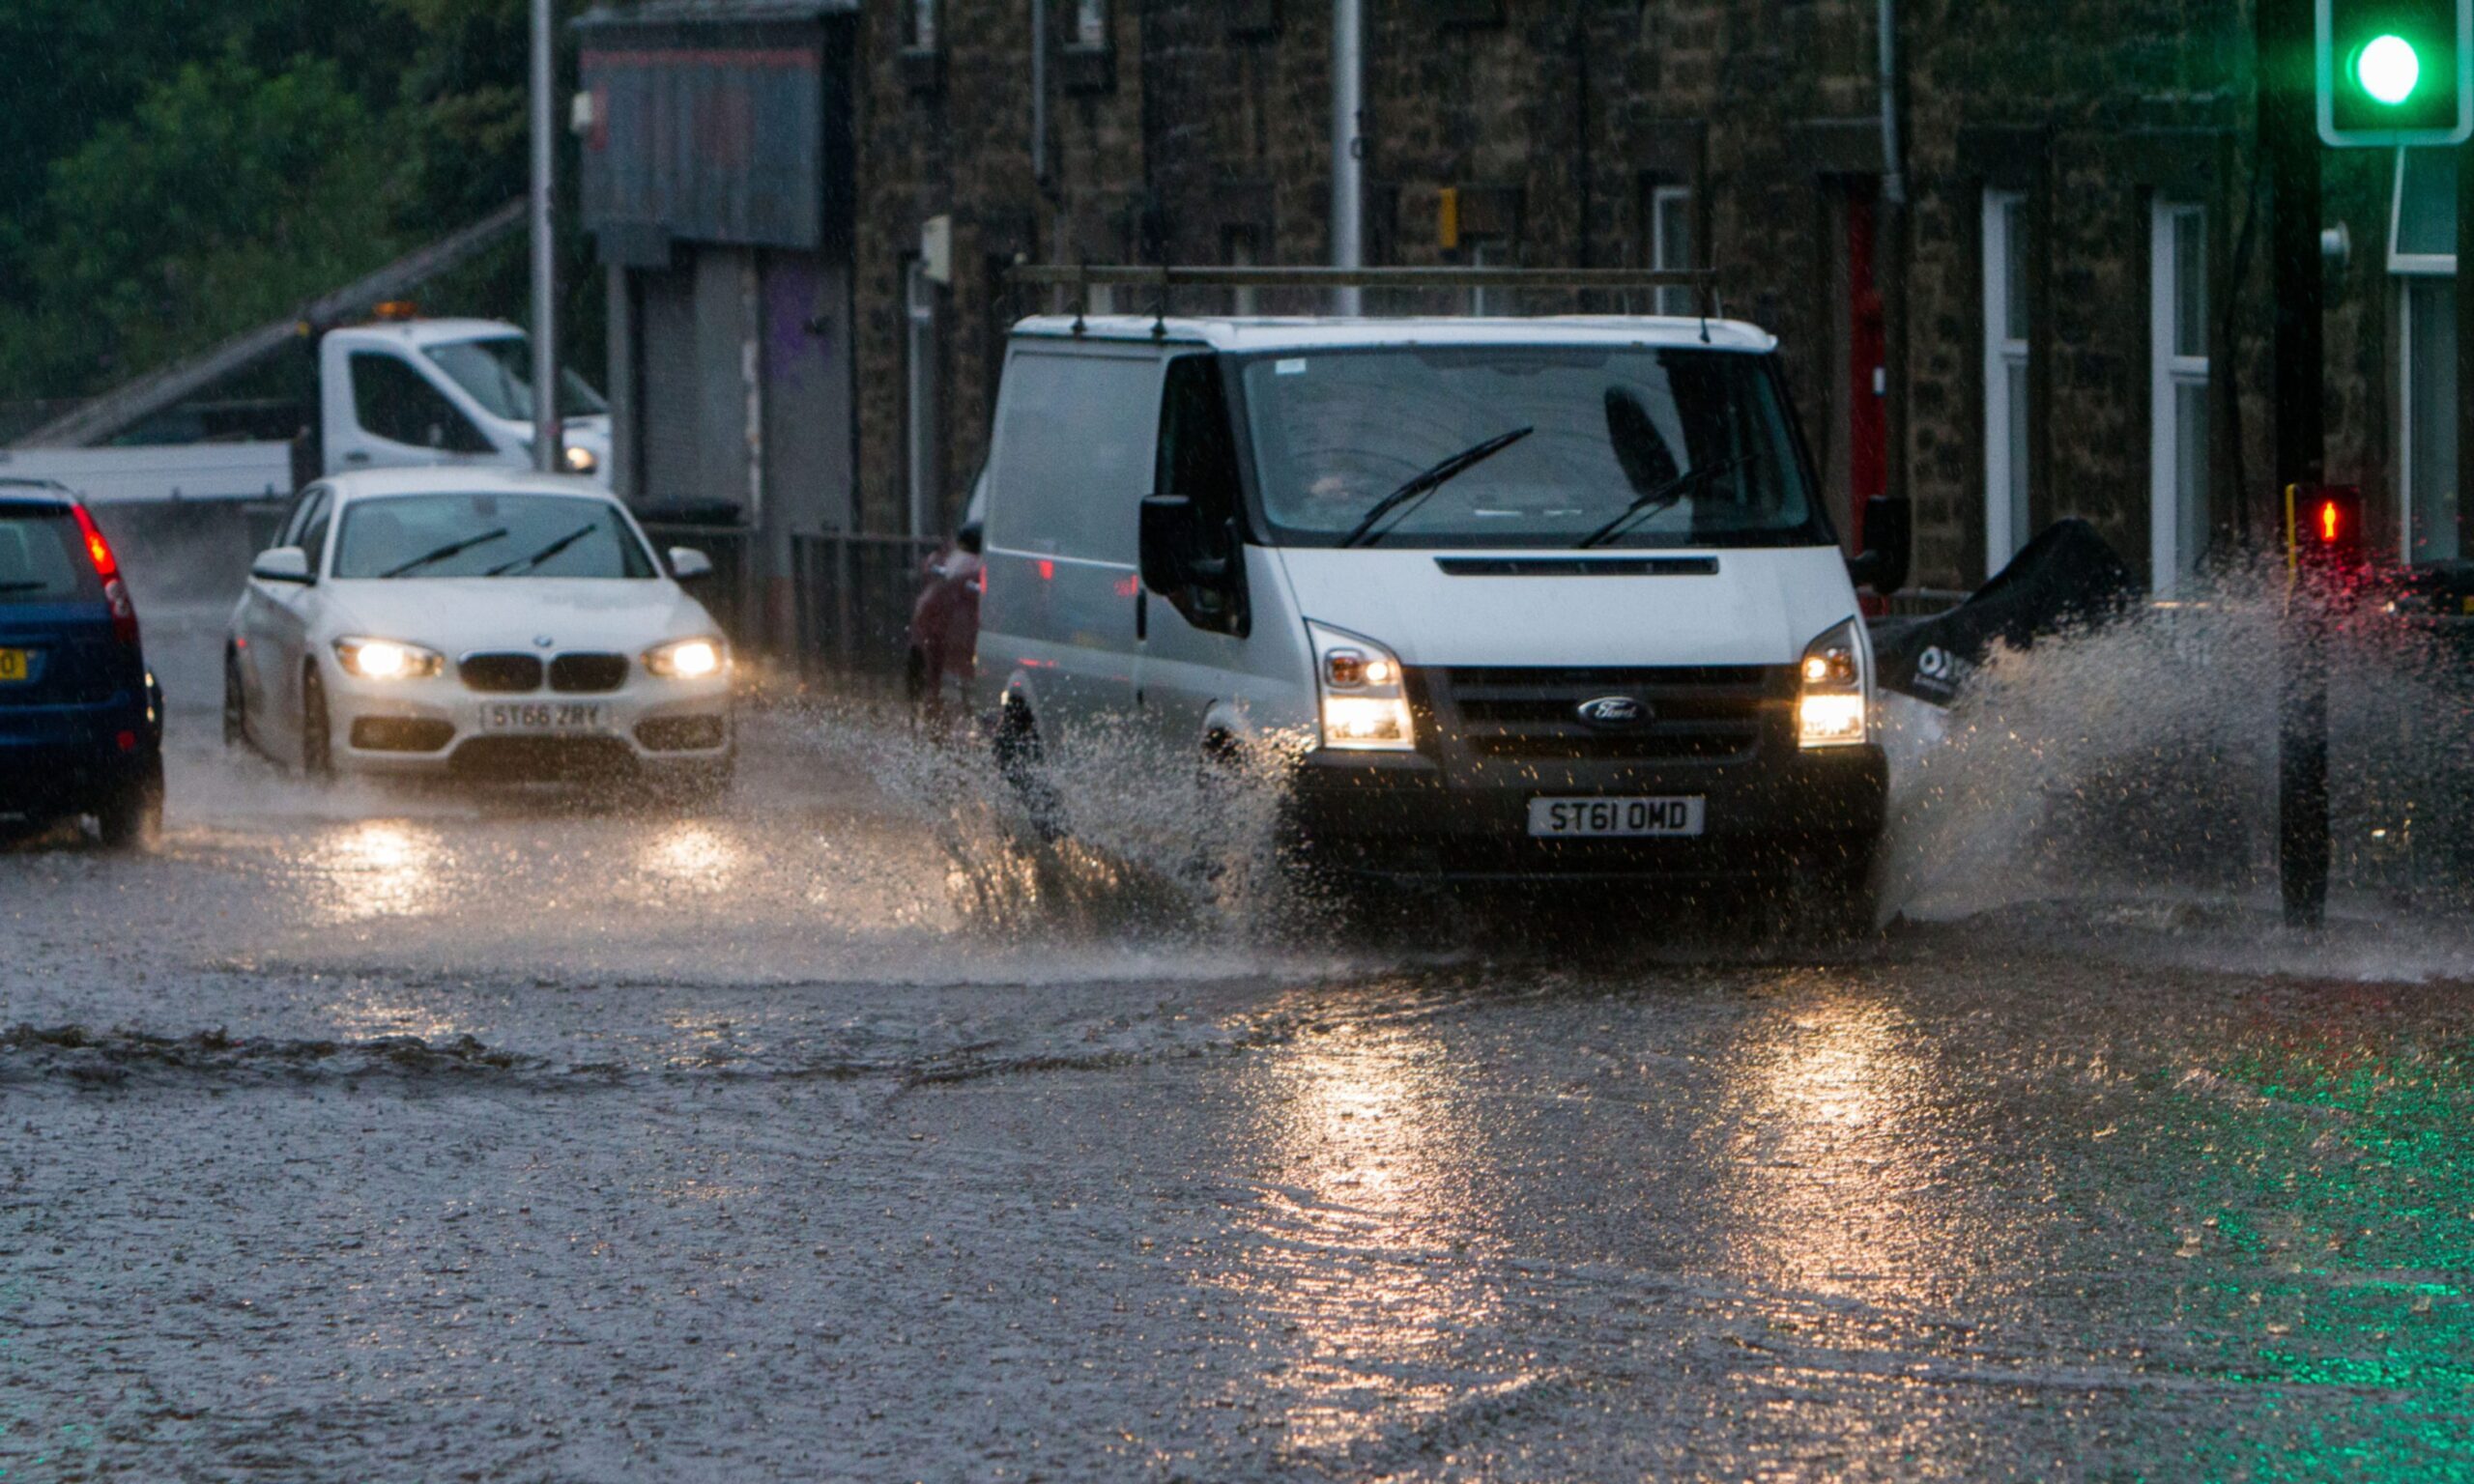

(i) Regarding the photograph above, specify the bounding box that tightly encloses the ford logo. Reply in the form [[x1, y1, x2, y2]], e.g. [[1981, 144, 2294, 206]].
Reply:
[[1576, 696, 1652, 728]]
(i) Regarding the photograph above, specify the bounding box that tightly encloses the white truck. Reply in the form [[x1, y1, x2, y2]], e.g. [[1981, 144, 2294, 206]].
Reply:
[[0, 317, 612, 506]]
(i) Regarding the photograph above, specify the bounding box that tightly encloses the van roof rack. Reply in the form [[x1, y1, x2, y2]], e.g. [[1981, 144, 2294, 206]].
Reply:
[[1004, 264, 1721, 338]]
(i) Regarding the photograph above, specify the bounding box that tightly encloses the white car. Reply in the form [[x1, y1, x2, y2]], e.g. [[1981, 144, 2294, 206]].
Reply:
[[224, 470, 733, 790]]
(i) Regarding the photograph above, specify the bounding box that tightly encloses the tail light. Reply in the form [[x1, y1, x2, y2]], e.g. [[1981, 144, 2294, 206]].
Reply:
[[71, 503, 140, 647]]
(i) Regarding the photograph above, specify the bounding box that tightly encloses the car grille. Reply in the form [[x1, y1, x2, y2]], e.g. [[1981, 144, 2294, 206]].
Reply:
[[549, 652, 629, 694], [1424, 665, 1783, 764], [460, 653, 543, 693]]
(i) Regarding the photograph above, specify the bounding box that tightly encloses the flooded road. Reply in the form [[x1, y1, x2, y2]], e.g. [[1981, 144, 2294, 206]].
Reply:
[[6, 615, 2474, 1480]]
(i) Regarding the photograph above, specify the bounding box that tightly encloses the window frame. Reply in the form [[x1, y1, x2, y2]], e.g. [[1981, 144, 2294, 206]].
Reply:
[[905, 257, 945, 540], [2391, 147, 2460, 564], [1981, 189, 2032, 571], [1651, 184, 1695, 318], [2148, 199, 2211, 595], [1073, 0, 1108, 48]]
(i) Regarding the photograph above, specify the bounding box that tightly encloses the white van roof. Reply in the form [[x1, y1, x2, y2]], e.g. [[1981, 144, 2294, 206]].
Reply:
[[1010, 314, 1778, 355]]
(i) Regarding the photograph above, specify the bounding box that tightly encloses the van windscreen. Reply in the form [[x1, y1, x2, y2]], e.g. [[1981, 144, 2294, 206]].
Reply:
[[1237, 347, 1828, 550]]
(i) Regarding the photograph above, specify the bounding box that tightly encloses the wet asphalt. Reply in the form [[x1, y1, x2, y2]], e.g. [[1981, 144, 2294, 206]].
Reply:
[[4, 612, 2474, 1481]]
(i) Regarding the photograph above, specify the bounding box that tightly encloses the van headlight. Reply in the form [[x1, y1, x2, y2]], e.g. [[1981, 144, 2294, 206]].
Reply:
[[1797, 617, 1870, 749], [333, 637, 445, 681], [1309, 621, 1415, 752], [563, 444, 599, 475], [645, 636, 726, 679]]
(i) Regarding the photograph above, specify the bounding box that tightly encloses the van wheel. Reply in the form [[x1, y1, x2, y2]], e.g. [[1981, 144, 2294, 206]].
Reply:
[[993, 702, 1064, 842], [302, 667, 334, 782], [223, 651, 246, 751], [96, 756, 164, 851]]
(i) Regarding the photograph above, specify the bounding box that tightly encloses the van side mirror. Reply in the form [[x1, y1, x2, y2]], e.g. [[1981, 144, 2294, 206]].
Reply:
[[954, 521, 984, 556], [1849, 495, 1912, 596], [251, 546, 313, 585], [668, 546, 714, 581], [1140, 495, 1246, 635]]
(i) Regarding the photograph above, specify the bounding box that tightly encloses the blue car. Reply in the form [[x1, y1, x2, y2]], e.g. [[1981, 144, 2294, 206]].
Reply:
[[0, 479, 163, 846]]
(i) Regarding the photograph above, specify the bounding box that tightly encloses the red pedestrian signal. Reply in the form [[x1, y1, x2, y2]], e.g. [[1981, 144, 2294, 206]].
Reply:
[[2287, 483, 2368, 582]]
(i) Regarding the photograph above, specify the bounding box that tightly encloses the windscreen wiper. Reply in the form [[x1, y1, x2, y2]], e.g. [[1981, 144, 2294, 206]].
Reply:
[[382, 527, 509, 579], [1576, 455, 1753, 550], [0, 581, 47, 594], [1339, 426, 1535, 549], [486, 524, 596, 577]]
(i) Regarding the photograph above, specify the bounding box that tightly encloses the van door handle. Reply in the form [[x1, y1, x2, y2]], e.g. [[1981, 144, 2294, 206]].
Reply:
[[344, 452, 371, 465]]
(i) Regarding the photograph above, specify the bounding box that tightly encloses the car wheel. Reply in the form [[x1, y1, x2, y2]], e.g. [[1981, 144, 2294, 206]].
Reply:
[[223, 650, 246, 751], [993, 701, 1064, 842], [96, 755, 164, 851], [302, 666, 334, 782]]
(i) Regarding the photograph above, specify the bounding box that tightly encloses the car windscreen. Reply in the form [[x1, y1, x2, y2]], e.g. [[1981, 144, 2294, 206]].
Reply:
[[0, 507, 101, 604], [1237, 346, 1828, 550], [331, 493, 655, 580], [422, 337, 610, 421]]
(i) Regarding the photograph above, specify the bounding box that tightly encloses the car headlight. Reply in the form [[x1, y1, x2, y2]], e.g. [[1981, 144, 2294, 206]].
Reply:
[[333, 637, 445, 681], [645, 636, 725, 680], [563, 444, 598, 475], [1309, 621, 1415, 752], [1798, 617, 1870, 749]]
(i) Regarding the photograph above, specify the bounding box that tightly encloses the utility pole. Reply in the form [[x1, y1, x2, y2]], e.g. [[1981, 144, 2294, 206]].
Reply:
[[531, 0, 562, 473], [1331, 0, 1364, 315], [2264, 0, 2328, 927]]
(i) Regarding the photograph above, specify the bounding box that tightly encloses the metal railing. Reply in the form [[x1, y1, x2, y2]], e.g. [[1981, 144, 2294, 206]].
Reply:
[[791, 531, 944, 683]]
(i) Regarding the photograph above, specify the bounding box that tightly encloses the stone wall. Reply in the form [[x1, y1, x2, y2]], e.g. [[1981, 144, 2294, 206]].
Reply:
[[848, 0, 2402, 590]]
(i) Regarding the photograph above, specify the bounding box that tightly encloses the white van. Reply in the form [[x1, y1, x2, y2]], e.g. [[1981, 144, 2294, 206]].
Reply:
[[319, 318, 614, 484], [970, 311, 1910, 899]]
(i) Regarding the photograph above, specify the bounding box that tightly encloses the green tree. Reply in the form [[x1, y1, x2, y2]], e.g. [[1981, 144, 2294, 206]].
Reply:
[[4, 52, 405, 397]]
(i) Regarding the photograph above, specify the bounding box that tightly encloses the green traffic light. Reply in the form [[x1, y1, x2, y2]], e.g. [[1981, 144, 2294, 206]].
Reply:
[[2356, 33, 2424, 105]]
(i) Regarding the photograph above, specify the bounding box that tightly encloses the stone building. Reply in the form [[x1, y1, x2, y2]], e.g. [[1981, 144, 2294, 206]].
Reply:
[[581, 0, 2461, 654]]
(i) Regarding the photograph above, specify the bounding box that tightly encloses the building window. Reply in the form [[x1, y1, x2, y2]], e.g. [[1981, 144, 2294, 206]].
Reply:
[[2394, 147, 2459, 563], [905, 258, 943, 539], [1651, 185, 1693, 317], [2402, 279, 2459, 562], [2148, 201, 2209, 594], [1075, 0, 1108, 47], [1982, 190, 2031, 570], [908, 0, 937, 49], [1224, 225, 1260, 317], [1467, 238, 1510, 316]]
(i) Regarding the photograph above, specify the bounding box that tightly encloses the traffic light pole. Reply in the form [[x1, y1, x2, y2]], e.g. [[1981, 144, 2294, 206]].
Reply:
[[2266, 0, 2333, 928]]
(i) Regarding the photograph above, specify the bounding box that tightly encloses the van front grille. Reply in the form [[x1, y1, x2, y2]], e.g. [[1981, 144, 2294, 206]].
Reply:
[[1425, 665, 1784, 765]]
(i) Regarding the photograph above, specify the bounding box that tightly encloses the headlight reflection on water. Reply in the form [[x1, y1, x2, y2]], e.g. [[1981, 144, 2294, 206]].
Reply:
[[1718, 993, 1972, 1300], [1218, 1020, 1506, 1454], [637, 822, 743, 897], [312, 820, 451, 924]]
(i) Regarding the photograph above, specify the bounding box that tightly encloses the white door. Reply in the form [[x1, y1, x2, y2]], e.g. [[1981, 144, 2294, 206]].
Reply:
[[241, 488, 330, 755]]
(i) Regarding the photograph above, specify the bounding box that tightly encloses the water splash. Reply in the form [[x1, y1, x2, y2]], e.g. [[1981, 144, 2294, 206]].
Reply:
[[1884, 560, 2474, 977]]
